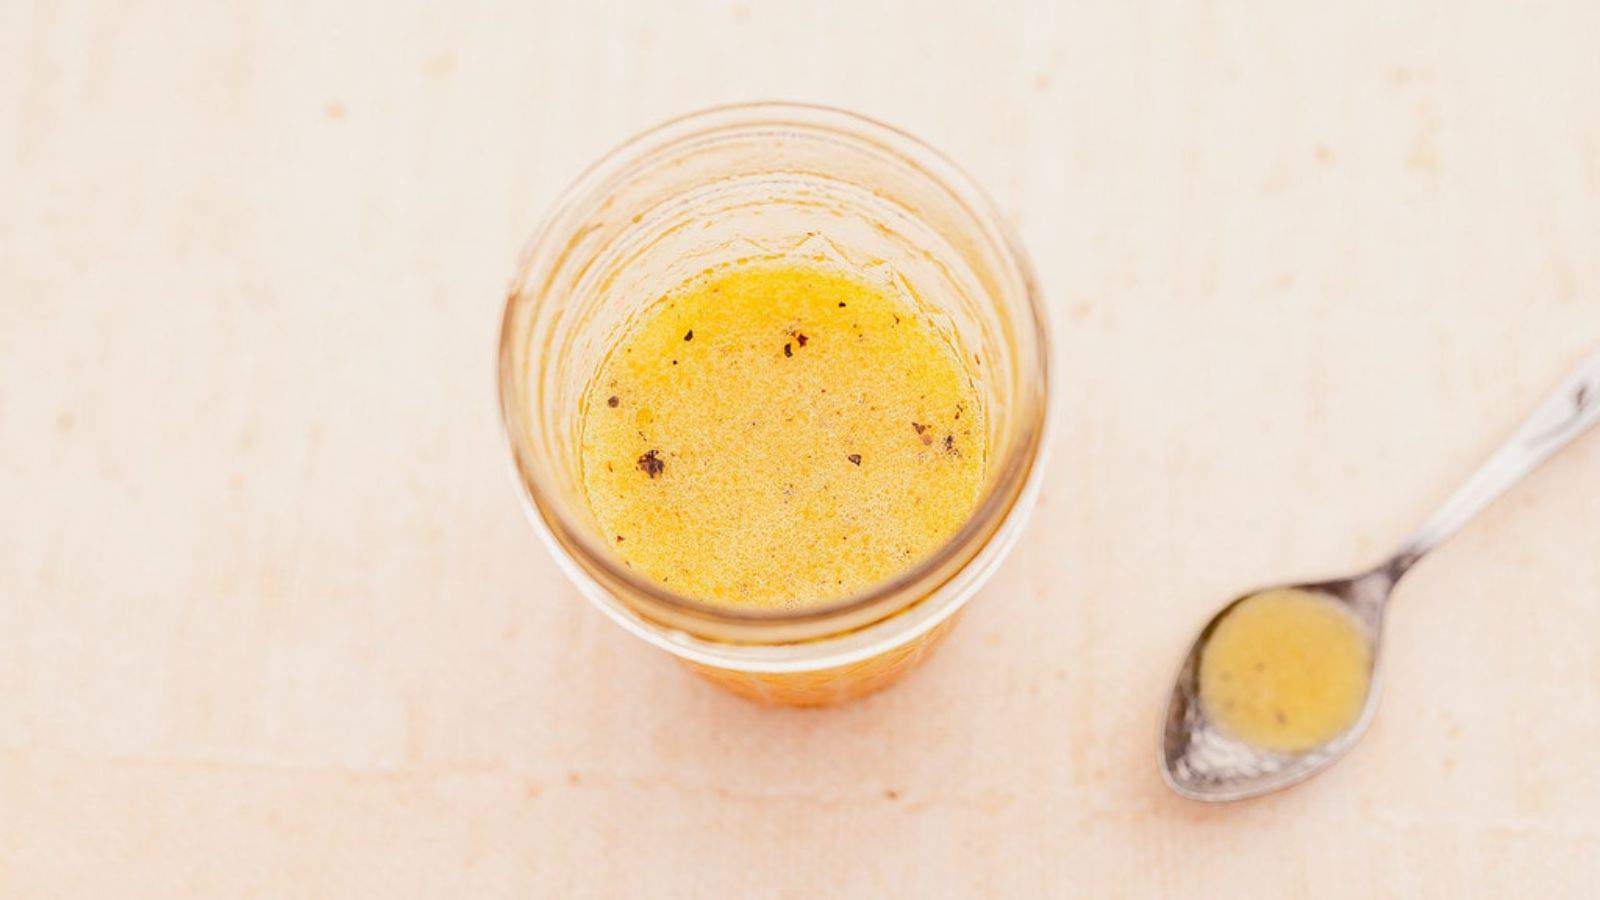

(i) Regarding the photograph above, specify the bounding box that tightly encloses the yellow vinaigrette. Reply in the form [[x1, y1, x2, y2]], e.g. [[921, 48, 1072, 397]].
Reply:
[[1198, 588, 1373, 753], [579, 263, 986, 609]]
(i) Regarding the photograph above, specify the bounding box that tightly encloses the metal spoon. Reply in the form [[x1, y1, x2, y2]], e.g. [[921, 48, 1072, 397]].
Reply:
[[1160, 347, 1600, 801]]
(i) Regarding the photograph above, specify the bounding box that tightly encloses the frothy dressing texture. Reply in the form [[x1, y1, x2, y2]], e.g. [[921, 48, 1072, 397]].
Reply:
[[578, 264, 987, 609]]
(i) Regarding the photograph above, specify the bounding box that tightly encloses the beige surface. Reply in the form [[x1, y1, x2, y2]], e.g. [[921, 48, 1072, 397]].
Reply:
[[4, 1, 1600, 896]]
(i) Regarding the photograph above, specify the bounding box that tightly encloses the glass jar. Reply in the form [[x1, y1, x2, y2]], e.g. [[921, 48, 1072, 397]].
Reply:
[[498, 103, 1049, 705]]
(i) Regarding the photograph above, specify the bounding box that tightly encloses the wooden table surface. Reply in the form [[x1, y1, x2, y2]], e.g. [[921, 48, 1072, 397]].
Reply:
[[4, 2, 1599, 896]]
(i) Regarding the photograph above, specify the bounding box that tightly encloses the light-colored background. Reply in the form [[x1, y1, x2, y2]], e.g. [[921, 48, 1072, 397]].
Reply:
[[4, 1, 1599, 896]]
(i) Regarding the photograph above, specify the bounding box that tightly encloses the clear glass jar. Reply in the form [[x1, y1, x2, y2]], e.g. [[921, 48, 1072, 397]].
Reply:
[[498, 103, 1050, 705]]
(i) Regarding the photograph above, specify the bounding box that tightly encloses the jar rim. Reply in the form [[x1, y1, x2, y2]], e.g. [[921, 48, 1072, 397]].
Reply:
[[497, 101, 1051, 645]]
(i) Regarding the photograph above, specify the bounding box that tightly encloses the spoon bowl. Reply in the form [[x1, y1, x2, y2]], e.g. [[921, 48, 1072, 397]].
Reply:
[[1159, 568, 1391, 801]]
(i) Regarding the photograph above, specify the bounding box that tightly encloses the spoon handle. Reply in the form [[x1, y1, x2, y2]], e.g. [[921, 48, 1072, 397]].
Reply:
[[1388, 347, 1600, 577]]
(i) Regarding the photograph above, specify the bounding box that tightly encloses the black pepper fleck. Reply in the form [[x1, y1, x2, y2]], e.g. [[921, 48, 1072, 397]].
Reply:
[[636, 449, 664, 478], [795, 332, 808, 347], [847, 453, 861, 465], [684, 329, 693, 341], [607, 395, 619, 407], [783, 343, 792, 357]]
